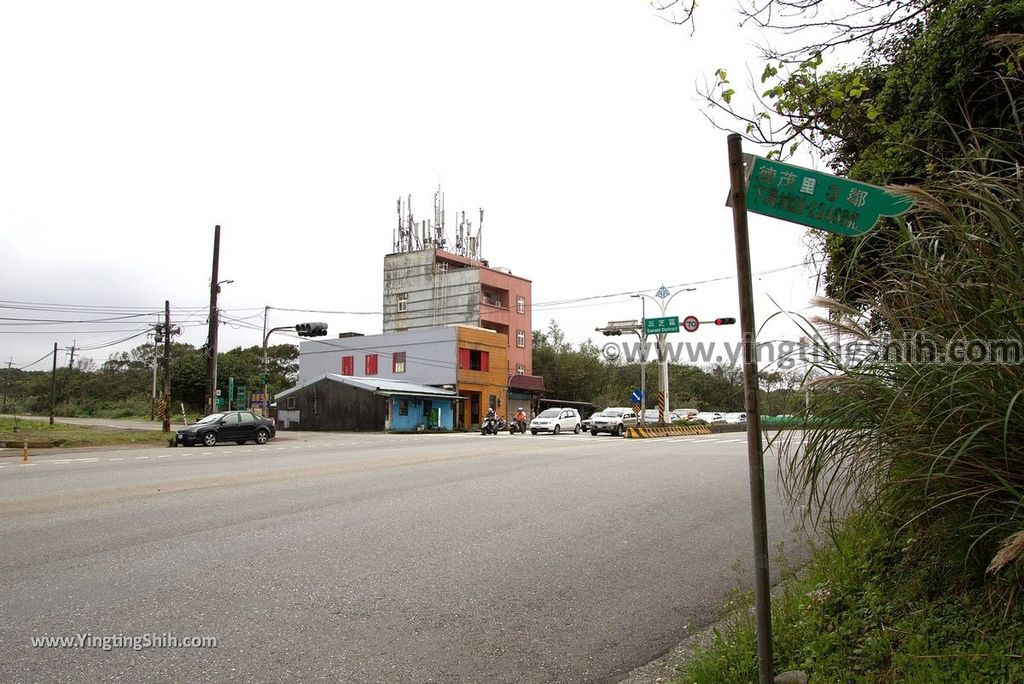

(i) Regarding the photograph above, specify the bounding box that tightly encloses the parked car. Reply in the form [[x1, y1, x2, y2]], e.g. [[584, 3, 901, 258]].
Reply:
[[581, 412, 601, 432], [642, 408, 681, 424], [724, 412, 747, 424], [176, 410, 276, 447], [694, 412, 726, 424], [590, 407, 638, 436], [672, 408, 699, 422], [529, 408, 582, 435]]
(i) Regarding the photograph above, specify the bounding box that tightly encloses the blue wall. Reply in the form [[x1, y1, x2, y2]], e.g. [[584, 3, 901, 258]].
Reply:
[[389, 396, 455, 431]]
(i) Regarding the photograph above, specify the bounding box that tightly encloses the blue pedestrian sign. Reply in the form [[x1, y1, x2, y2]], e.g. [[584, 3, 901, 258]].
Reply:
[[629, 389, 643, 403]]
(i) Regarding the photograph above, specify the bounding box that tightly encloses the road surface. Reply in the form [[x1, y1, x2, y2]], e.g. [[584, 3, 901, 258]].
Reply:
[[0, 429, 806, 683]]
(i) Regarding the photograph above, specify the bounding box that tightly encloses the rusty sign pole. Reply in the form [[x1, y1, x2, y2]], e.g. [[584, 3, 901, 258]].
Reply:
[[727, 133, 774, 683]]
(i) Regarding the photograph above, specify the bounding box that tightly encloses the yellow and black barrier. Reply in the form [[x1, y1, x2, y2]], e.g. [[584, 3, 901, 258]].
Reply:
[[626, 424, 712, 439]]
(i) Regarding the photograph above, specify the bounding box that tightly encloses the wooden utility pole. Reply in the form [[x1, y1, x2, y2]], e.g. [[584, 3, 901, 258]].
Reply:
[[206, 225, 221, 415], [163, 300, 172, 432]]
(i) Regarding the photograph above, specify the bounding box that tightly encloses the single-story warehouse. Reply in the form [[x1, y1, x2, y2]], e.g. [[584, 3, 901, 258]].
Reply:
[[273, 374, 460, 432]]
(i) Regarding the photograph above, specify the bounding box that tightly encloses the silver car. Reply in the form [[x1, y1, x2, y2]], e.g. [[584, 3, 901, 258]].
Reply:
[[590, 408, 638, 436]]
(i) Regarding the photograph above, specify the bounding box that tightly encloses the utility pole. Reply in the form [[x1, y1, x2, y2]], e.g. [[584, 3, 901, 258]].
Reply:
[[262, 306, 270, 418], [163, 300, 173, 432], [150, 322, 159, 421], [49, 342, 58, 425], [206, 225, 221, 415], [64, 340, 76, 416]]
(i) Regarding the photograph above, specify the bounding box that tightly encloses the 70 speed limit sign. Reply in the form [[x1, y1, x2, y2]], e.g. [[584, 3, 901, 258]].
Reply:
[[682, 315, 700, 333]]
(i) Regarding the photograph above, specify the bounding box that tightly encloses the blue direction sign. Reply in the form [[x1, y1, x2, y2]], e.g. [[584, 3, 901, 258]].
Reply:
[[629, 389, 643, 403]]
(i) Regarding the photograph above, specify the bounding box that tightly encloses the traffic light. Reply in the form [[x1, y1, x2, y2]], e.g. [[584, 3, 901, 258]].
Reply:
[[602, 329, 622, 336], [714, 317, 737, 325], [296, 322, 328, 337]]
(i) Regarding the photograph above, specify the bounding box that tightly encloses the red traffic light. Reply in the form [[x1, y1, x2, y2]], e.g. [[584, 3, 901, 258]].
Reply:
[[714, 317, 736, 325]]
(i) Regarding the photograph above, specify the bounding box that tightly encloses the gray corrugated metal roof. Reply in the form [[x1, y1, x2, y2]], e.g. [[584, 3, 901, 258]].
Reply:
[[275, 373, 460, 401]]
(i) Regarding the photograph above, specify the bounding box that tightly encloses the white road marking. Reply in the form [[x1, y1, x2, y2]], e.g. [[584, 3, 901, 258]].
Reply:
[[71, 457, 100, 462], [109, 457, 124, 461], [18, 463, 37, 467], [136, 456, 149, 460], [157, 454, 172, 458]]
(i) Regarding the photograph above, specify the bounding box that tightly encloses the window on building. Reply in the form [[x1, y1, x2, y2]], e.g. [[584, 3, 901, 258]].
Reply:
[[393, 351, 406, 373], [516, 364, 526, 375], [517, 295, 526, 314], [435, 261, 448, 274], [458, 348, 489, 372], [516, 330, 526, 348], [287, 397, 296, 409], [365, 353, 378, 375], [341, 355, 354, 375], [398, 399, 409, 416], [396, 292, 408, 312]]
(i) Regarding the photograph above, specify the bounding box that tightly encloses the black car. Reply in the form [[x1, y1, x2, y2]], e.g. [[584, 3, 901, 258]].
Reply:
[[176, 411, 276, 447]]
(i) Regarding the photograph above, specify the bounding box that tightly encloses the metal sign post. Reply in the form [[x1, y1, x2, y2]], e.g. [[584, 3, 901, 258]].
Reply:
[[727, 133, 774, 684]]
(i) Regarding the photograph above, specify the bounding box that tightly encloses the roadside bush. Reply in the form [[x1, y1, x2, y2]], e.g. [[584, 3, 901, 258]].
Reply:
[[778, 148, 1024, 591]]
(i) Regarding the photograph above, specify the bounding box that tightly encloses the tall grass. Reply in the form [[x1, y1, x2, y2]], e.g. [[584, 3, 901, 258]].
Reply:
[[778, 153, 1024, 589]]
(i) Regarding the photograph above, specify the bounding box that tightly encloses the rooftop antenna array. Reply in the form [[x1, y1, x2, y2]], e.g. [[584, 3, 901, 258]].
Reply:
[[393, 185, 483, 261]]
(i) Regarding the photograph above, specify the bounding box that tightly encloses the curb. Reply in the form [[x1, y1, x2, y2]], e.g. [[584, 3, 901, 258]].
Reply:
[[625, 425, 712, 438]]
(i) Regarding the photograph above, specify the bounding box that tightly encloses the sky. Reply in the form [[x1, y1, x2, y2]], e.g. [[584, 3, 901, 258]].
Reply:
[[1, 1, 829, 373]]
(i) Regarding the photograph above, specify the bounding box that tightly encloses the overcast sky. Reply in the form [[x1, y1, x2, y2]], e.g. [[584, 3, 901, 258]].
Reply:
[[1, 1, 827, 373]]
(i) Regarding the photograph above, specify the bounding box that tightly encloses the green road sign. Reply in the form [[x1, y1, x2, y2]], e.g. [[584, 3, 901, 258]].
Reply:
[[744, 154, 913, 236], [644, 316, 679, 335]]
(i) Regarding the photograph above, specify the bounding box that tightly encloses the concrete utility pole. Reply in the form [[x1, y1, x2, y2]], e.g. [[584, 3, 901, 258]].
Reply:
[[64, 340, 76, 416], [206, 225, 221, 415], [629, 295, 649, 424], [49, 342, 58, 425], [150, 323, 159, 421]]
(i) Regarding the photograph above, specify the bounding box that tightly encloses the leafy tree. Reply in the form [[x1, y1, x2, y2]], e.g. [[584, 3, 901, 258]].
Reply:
[[676, 0, 1024, 305]]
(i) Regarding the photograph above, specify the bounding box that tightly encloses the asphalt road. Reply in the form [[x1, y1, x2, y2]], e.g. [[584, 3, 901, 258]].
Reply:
[[0, 429, 807, 683]]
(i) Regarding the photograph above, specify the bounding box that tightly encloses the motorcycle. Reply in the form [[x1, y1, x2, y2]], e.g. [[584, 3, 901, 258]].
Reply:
[[509, 418, 528, 435], [481, 415, 507, 435]]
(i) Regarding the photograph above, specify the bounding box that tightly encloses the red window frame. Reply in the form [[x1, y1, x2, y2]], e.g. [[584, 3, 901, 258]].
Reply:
[[341, 355, 354, 376], [392, 351, 406, 373], [365, 353, 378, 375]]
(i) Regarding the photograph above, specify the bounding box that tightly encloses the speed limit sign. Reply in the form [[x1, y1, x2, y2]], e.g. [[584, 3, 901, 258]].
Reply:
[[682, 315, 700, 333]]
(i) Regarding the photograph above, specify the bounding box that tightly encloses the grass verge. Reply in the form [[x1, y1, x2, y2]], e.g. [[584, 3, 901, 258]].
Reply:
[[0, 417, 171, 449], [675, 510, 1024, 682]]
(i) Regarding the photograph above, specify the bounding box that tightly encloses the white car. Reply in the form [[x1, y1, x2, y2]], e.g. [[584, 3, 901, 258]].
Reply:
[[695, 412, 726, 424], [724, 412, 747, 424], [642, 409, 681, 424], [529, 408, 582, 435]]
